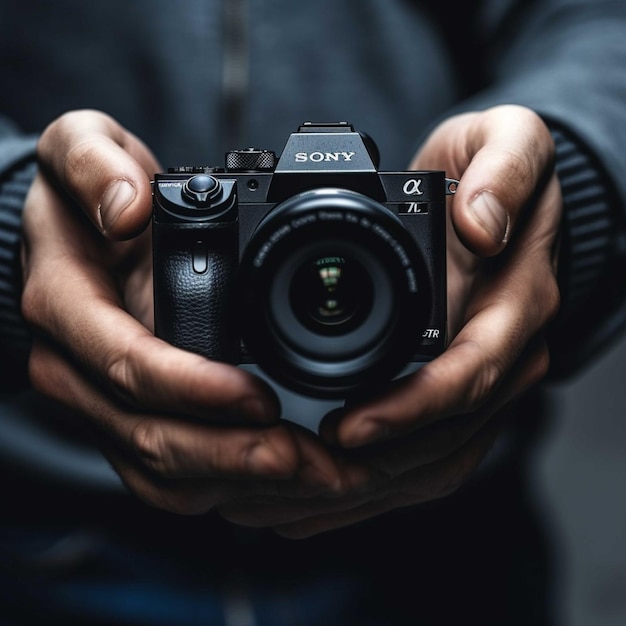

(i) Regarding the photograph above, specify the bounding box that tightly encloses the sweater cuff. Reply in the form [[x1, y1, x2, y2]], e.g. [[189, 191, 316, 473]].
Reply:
[[0, 158, 38, 387], [547, 124, 625, 377]]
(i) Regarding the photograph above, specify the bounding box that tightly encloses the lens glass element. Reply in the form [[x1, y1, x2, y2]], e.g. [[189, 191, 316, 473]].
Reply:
[[290, 255, 374, 336]]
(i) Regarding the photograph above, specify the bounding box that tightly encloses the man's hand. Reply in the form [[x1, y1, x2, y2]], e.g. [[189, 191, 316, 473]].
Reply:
[[21, 110, 351, 515], [217, 105, 562, 536]]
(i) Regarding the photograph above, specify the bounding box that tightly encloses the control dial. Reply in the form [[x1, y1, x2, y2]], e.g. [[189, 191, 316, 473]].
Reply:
[[225, 148, 277, 172]]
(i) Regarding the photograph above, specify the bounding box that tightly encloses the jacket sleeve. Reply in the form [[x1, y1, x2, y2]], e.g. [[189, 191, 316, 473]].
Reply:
[[0, 119, 38, 390], [454, 0, 626, 377]]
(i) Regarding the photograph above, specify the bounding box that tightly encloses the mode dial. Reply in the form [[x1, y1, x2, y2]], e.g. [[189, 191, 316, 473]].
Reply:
[[225, 148, 277, 172]]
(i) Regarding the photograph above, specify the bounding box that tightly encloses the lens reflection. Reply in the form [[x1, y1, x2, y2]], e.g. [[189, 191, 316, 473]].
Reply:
[[290, 255, 373, 335]]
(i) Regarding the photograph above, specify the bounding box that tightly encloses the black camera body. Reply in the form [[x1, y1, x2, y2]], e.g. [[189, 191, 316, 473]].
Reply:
[[153, 122, 453, 398]]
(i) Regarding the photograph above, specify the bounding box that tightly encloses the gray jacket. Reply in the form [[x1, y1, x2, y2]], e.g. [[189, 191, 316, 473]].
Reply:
[[0, 0, 625, 486]]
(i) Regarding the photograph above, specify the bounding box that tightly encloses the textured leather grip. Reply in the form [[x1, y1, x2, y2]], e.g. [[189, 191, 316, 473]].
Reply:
[[153, 226, 239, 364]]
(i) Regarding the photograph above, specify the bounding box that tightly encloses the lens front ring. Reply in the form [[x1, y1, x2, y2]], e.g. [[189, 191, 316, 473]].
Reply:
[[238, 188, 431, 398]]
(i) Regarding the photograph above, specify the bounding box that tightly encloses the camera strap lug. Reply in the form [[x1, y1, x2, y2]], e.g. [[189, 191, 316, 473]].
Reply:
[[445, 178, 459, 195]]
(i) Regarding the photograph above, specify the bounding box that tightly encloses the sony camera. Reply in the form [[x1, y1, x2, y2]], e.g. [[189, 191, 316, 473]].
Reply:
[[153, 122, 455, 399]]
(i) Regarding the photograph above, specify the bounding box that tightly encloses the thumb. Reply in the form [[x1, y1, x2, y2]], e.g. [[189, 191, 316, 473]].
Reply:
[[416, 105, 556, 257], [37, 109, 160, 240]]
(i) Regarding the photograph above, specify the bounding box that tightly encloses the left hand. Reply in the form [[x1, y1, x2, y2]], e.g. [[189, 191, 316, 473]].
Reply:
[[217, 105, 562, 536]]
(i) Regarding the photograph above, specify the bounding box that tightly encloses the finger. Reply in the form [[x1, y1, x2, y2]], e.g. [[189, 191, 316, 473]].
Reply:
[[326, 334, 550, 478], [274, 410, 503, 538], [322, 176, 561, 448], [22, 193, 279, 425], [413, 105, 556, 257], [104, 448, 224, 515], [216, 430, 374, 529], [217, 470, 375, 529], [37, 109, 160, 239], [324, 302, 553, 449], [288, 423, 369, 494], [130, 417, 351, 491], [29, 299, 281, 424], [29, 338, 357, 498], [222, 395, 509, 532], [29, 338, 300, 482], [321, 217, 559, 449]]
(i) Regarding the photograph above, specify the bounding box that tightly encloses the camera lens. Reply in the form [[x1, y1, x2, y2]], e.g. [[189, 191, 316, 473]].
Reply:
[[290, 254, 373, 335], [267, 238, 395, 365], [238, 188, 431, 398]]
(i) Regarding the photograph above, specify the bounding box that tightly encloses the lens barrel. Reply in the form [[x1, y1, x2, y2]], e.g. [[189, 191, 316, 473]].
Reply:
[[238, 188, 431, 398]]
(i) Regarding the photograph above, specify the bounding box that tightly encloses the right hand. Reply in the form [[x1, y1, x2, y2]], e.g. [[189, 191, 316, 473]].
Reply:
[[21, 110, 353, 515]]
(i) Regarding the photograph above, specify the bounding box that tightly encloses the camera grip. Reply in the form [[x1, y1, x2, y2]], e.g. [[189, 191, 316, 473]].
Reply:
[[153, 228, 238, 364]]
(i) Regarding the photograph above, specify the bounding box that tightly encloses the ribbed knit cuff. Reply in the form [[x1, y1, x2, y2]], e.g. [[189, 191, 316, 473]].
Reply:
[[0, 159, 37, 387], [552, 128, 614, 311], [547, 125, 625, 377]]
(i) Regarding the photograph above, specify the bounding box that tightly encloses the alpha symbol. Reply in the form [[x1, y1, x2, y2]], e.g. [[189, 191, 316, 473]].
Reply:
[[403, 179, 423, 196]]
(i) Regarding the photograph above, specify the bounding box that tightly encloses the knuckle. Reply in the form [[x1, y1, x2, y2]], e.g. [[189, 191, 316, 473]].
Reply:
[[131, 419, 174, 477], [36, 115, 66, 159], [63, 137, 105, 193], [106, 349, 132, 398], [423, 347, 503, 415], [37, 110, 91, 160], [47, 111, 118, 199], [499, 148, 532, 182], [468, 354, 505, 412], [526, 110, 555, 157], [105, 341, 145, 406], [492, 105, 554, 164]]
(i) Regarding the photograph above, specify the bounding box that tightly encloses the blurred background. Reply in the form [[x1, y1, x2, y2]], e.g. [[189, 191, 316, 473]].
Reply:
[[531, 331, 626, 626]]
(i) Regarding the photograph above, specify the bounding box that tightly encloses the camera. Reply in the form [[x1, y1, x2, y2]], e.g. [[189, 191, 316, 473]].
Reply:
[[153, 122, 455, 399]]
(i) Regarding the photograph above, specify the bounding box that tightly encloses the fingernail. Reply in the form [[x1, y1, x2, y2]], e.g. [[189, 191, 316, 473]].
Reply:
[[468, 191, 510, 244], [99, 179, 136, 232]]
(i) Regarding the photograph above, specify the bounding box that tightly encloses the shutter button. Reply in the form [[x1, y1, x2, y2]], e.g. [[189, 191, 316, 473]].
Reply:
[[182, 175, 221, 206]]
